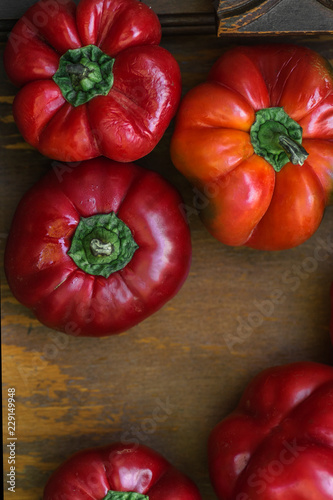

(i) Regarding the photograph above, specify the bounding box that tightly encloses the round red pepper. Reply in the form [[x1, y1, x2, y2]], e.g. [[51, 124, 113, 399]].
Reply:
[[4, 157, 191, 336], [208, 361, 333, 499], [4, 0, 181, 162], [43, 442, 202, 499], [170, 44, 333, 250]]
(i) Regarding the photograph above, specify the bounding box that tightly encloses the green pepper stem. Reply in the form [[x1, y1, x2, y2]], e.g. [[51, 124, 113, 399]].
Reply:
[[278, 135, 309, 166], [65, 63, 89, 77], [67, 212, 138, 278], [90, 238, 113, 257], [53, 45, 115, 107], [250, 107, 309, 172], [102, 491, 149, 500]]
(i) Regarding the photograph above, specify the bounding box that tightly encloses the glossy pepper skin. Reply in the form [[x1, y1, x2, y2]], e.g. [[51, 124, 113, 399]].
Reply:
[[170, 44, 333, 250], [3, 0, 181, 162], [208, 361, 333, 499], [43, 442, 202, 500], [4, 157, 192, 337]]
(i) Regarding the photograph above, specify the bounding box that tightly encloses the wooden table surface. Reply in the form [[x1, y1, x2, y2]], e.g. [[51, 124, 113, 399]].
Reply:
[[1, 5, 333, 499]]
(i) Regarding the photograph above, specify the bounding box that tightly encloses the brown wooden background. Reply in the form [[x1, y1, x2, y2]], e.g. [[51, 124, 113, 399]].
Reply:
[[214, 0, 333, 35], [1, 1, 333, 499]]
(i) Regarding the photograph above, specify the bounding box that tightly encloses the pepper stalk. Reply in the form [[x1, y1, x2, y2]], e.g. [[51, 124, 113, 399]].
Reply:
[[250, 107, 309, 172]]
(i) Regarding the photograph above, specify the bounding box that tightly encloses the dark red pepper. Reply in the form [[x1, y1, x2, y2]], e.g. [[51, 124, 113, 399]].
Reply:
[[43, 442, 202, 500], [4, 0, 181, 162], [4, 157, 192, 336], [208, 361, 333, 499]]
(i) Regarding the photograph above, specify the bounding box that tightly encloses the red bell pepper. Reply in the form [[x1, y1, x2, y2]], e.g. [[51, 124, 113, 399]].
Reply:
[[208, 361, 333, 499], [4, 157, 191, 336], [43, 442, 202, 499], [4, 0, 181, 162], [170, 44, 333, 250]]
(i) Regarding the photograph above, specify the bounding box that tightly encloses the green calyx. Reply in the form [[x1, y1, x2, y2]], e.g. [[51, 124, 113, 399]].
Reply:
[[102, 492, 149, 500], [250, 107, 309, 172], [68, 212, 138, 278], [53, 44, 115, 106]]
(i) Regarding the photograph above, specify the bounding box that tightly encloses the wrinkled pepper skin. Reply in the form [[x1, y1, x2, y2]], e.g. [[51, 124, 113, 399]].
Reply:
[[170, 44, 333, 250], [4, 0, 181, 162], [43, 442, 202, 500], [4, 158, 192, 337], [208, 362, 333, 499]]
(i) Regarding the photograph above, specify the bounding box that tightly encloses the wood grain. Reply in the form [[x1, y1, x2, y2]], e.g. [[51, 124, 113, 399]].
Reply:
[[2, 32, 333, 500], [0, 0, 215, 18], [215, 0, 333, 34], [0, 1, 217, 39]]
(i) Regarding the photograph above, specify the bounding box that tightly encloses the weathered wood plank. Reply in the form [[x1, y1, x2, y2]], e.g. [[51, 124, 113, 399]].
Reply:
[[0, 0, 215, 18], [2, 32, 333, 500], [0, 1, 217, 39], [215, 0, 333, 35]]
